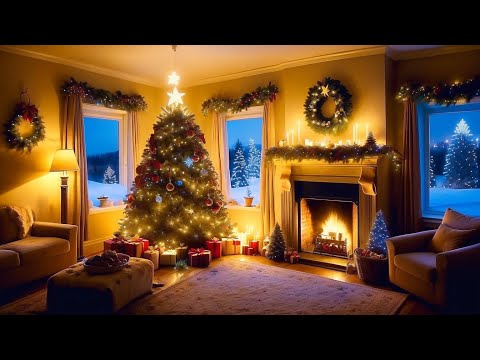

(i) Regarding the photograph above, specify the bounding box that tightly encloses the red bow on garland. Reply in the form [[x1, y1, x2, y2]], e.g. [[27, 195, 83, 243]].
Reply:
[[16, 103, 38, 123]]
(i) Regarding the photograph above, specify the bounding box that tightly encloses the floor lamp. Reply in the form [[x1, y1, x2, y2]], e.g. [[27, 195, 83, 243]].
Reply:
[[50, 149, 80, 224]]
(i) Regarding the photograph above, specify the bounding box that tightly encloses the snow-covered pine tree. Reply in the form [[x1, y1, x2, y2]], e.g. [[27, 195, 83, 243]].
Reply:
[[367, 210, 389, 256], [103, 165, 117, 184], [231, 140, 249, 188], [247, 138, 261, 179], [430, 155, 436, 187], [443, 119, 479, 189], [267, 223, 286, 261]]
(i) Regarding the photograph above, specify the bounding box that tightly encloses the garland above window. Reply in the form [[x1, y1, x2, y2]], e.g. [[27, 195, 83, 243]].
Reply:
[[201, 82, 279, 116], [61, 78, 148, 111], [396, 76, 480, 105]]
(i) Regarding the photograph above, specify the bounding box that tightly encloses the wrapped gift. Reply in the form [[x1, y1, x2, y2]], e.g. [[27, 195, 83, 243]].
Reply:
[[131, 238, 149, 253], [290, 251, 300, 264], [222, 238, 241, 255], [176, 246, 189, 260], [248, 247, 255, 255], [143, 248, 159, 269], [123, 241, 143, 257], [155, 244, 166, 254], [284, 248, 296, 262], [241, 245, 250, 255], [188, 248, 211, 267], [249, 240, 259, 254], [159, 250, 177, 266], [205, 238, 222, 258], [104, 238, 125, 253]]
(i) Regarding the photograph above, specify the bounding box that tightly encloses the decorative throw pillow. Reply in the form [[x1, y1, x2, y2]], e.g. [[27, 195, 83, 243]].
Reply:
[[442, 208, 480, 231], [430, 223, 477, 253], [6, 206, 35, 239], [0, 207, 19, 244]]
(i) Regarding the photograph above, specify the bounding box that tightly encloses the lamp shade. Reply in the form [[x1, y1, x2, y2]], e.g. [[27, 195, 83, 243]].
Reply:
[[50, 149, 80, 172]]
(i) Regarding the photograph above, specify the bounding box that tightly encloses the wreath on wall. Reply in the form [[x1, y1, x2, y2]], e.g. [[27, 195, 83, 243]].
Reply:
[[4, 90, 45, 153], [304, 77, 353, 135]]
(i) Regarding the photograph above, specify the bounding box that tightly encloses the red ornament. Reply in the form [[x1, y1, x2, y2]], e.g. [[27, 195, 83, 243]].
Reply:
[[135, 175, 145, 187], [186, 129, 195, 137], [151, 160, 163, 170], [204, 197, 213, 207], [192, 154, 200, 162], [217, 200, 223, 207], [127, 194, 134, 203], [151, 174, 160, 183], [196, 132, 206, 144], [166, 182, 175, 192], [136, 165, 146, 175], [211, 203, 221, 214]]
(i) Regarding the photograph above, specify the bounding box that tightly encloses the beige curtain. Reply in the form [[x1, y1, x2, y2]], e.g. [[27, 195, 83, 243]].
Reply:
[[402, 98, 421, 233], [211, 112, 230, 199], [260, 100, 276, 238], [127, 111, 139, 189], [62, 95, 88, 258]]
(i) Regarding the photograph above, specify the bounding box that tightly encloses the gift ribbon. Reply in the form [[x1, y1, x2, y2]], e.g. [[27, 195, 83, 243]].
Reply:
[[189, 247, 205, 254]]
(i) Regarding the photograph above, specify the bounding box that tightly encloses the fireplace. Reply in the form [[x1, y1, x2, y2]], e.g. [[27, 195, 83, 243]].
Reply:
[[296, 181, 359, 265]]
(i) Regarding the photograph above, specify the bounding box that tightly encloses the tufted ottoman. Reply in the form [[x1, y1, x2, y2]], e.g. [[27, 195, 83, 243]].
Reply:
[[47, 257, 154, 314]]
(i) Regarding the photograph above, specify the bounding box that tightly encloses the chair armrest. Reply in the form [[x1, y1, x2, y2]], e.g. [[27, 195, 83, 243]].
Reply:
[[436, 243, 480, 275], [386, 230, 436, 257], [31, 221, 78, 245]]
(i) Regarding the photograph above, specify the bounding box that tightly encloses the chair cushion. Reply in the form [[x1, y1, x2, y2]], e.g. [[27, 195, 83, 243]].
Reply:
[[394, 252, 437, 283], [6, 206, 34, 239], [0, 236, 70, 264], [0, 250, 21, 270], [430, 223, 478, 252], [0, 207, 19, 244], [442, 208, 480, 231]]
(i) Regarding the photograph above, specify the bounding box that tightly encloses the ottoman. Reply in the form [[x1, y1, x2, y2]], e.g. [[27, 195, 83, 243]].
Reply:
[[47, 257, 154, 314]]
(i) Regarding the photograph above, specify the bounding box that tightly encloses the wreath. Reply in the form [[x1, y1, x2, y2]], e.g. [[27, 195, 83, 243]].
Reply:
[[4, 91, 45, 152], [304, 77, 353, 135]]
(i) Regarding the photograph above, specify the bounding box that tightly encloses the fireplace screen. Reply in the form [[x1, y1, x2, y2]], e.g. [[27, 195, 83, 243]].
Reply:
[[299, 198, 357, 258]]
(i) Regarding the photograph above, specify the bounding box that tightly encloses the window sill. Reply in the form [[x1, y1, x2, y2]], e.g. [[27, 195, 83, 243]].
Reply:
[[89, 205, 125, 215], [225, 205, 261, 212]]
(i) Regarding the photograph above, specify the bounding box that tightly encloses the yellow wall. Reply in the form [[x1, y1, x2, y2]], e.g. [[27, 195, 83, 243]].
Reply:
[[0, 50, 162, 254]]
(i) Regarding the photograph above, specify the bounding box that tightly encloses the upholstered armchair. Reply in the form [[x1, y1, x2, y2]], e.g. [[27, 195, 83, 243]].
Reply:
[[386, 209, 480, 313]]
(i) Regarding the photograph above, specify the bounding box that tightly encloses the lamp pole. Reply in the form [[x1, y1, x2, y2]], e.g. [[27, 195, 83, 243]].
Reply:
[[60, 171, 69, 224]]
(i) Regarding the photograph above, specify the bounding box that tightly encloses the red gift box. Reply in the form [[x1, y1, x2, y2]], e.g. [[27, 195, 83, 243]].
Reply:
[[123, 241, 143, 257], [104, 238, 124, 253], [205, 238, 222, 258], [188, 248, 211, 267], [131, 238, 149, 253], [241, 245, 250, 255], [249, 240, 259, 254], [289, 251, 300, 264], [248, 247, 254, 255]]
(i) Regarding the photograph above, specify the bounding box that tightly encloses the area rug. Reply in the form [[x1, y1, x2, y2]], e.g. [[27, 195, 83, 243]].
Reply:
[[0, 259, 407, 315]]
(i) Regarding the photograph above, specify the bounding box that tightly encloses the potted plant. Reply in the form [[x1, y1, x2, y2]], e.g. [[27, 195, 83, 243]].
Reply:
[[244, 187, 254, 207], [97, 195, 109, 208]]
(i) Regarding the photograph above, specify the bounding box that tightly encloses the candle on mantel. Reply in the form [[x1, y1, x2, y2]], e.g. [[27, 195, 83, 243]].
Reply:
[[297, 120, 301, 145], [291, 129, 295, 145], [346, 140, 351, 146]]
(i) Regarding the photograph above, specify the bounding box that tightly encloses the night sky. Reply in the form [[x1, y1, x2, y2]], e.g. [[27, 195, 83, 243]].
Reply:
[[84, 117, 119, 155], [430, 111, 480, 144], [227, 117, 263, 149]]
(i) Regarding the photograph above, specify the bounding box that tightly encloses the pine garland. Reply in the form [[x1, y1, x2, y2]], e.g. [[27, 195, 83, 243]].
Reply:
[[201, 82, 278, 116], [61, 77, 148, 111], [396, 76, 480, 105]]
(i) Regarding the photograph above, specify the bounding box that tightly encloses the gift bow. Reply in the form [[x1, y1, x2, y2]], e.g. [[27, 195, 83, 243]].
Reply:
[[210, 237, 220, 243], [189, 247, 205, 254], [291, 251, 299, 256]]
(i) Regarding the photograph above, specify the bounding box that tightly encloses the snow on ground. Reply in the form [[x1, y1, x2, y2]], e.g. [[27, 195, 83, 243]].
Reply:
[[229, 177, 260, 206], [430, 187, 480, 214], [88, 181, 127, 207]]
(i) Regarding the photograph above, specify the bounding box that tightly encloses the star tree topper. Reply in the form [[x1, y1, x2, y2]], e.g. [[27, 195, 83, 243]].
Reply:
[[168, 87, 185, 107], [321, 85, 330, 97]]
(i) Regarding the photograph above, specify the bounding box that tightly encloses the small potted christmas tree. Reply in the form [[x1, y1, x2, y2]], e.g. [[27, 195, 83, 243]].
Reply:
[[267, 223, 286, 262], [244, 186, 254, 207]]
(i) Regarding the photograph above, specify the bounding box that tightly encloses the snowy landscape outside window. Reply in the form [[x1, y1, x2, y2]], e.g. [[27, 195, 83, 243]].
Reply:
[[83, 105, 129, 209], [226, 107, 263, 206], [419, 101, 480, 218]]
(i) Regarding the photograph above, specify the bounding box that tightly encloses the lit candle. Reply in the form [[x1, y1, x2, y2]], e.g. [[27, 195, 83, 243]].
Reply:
[[346, 140, 351, 146], [297, 120, 301, 145]]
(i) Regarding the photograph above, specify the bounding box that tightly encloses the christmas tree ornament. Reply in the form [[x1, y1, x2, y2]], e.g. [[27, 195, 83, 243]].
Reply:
[[176, 180, 183, 186], [127, 194, 134, 203], [151, 160, 163, 170], [184, 157, 194, 168], [192, 154, 200, 162], [135, 175, 145, 188], [151, 174, 160, 183], [186, 129, 195, 137], [204, 196, 213, 206], [200, 169, 208, 176], [211, 202, 221, 213], [166, 181, 175, 192], [136, 164, 146, 174], [196, 132, 206, 144], [155, 194, 163, 203]]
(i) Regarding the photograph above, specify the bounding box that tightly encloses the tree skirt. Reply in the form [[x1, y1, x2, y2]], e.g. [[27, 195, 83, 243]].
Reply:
[[0, 258, 407, 315]]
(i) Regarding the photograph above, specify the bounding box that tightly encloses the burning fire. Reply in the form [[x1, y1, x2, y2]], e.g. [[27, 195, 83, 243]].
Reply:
[[321, 212, 351, 248]]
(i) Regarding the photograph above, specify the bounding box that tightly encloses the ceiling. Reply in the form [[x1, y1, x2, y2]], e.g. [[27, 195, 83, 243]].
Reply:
[[1, 45, 446, 88]]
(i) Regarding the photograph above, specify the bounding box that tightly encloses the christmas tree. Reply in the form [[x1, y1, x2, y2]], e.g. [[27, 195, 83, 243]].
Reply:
[[367, 210, 389, 255], [119, 73, 232, 249], [231, 140, 249, 188], [103, 165, 117, 184], [443, 119, 479, 189], [267, 223, 286, 261], [247, 138, 261, 179]]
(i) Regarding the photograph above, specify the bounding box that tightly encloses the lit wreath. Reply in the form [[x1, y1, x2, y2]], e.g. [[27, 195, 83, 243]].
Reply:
[[304, 77, 353, 135], [5, 92, 45, 152]]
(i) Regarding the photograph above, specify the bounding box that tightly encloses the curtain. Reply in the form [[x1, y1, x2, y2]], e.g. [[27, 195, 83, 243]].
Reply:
[[62, 95, 88, 258], [260, 100, 276, 239], [127, 110, 139, 188], [402, 98, 422, 233], [211, 112, 230, 199]]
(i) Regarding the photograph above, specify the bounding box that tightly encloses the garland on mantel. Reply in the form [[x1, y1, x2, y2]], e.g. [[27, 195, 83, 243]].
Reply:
[[61, 78, 148, 111], [396, 76, 480, 105], [265, 134, 402, 171], [201, 82, 278, 116]]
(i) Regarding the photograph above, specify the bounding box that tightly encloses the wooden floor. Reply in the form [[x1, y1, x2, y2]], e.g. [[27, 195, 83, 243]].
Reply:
[[1, 254, 437, 314]]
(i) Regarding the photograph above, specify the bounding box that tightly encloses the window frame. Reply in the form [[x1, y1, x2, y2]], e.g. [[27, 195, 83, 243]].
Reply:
[[225, 105, 263, 208], [418, 98, 480, 219], [82, 104, 128, 213]]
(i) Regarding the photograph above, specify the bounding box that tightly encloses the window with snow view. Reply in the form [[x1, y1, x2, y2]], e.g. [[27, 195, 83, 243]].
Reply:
[[226, 107, 263, 206], [419, 101, 480, 218], [83, 105, 129, 209]]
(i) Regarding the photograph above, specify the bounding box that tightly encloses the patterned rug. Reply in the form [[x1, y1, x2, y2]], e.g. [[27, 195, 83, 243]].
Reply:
[[0, 259, 407, 315]]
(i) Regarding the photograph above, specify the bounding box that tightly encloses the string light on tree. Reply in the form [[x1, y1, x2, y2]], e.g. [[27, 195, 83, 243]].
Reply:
[[367, 210, 389, 256]]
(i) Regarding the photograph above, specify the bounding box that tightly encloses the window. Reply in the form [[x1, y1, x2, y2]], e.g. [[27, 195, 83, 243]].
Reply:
[[419, 100, 480, 218], [83, 105, 129, 210], [226, 106, 263, 206]]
